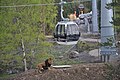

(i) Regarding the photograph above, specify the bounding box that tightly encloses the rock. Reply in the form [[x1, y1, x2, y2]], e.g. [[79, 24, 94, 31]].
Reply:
[[69, 51, 79, 59]]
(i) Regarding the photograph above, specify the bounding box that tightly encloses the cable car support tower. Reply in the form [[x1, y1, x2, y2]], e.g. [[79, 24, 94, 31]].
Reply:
[[100, 0, 117, 62]]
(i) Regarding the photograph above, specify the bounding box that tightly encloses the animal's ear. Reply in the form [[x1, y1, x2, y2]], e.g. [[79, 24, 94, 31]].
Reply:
[[49, 58, 52, 60]]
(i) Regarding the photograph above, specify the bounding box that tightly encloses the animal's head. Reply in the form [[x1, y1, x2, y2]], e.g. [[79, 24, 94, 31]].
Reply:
[[48, 58, 53, 64]]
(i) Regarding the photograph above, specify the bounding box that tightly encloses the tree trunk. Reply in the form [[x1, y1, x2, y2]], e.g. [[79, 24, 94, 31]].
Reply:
[[21, 38, 28, 71], [19, 28, 27, 71]]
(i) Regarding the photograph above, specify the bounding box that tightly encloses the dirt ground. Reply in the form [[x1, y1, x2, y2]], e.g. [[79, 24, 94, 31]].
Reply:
[[7, 63, 108, 80]]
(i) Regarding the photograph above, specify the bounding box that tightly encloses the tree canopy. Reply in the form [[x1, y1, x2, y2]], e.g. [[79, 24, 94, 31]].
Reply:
[[0, 0, 57, 72], [112, 0, 120, 33]]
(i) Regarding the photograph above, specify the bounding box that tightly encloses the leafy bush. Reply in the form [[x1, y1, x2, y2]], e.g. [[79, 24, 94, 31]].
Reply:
[[76, 41, 98, 53]]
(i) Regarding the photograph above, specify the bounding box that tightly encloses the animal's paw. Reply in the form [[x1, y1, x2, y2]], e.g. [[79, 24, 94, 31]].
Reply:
[[48, 67, 51, 70], [38, 70, 42, 73]]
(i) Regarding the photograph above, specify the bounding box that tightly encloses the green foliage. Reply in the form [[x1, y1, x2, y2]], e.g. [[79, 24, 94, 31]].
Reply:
[[77, 41, 89, 52], [76, 41, 98, 53], [104, 63, 120, 80], [35, 52, 54, 61], [0, 73, 16, 79], [32, 52, 54, 68], [100, 37, 114, 47], [56, 0, 91, 20], [111, 0, 120, 33], [0, 53, 23, 73], [0, 0, 57, 72]]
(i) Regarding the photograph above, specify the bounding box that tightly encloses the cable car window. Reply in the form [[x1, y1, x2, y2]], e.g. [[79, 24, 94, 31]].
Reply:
[[67, 24, 72, 35], [56, 24, 60, 35], [67, 24, 73, 35], [60, 25, 65, 36], [72, 24, 79, 34], [56, 25, 59, 34], [67, 24, 70, 35], [56, 24, 65, 36], [70, 25, 74, 35], [71, 24, 76, 34], [67, 24, 79, 35]]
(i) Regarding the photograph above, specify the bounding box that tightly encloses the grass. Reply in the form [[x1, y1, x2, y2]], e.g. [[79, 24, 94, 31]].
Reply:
[[0, 73, 16, 80]]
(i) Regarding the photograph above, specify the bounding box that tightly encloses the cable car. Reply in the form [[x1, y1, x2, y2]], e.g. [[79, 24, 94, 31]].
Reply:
[[53, 21, 80, 45]]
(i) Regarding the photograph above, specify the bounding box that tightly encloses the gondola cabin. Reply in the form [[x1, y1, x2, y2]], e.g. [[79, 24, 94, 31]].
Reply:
[[53, 21, 80, 45]]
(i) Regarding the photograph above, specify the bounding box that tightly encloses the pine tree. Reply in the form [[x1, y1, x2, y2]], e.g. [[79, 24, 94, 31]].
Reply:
[[111, 0, 120, 33]]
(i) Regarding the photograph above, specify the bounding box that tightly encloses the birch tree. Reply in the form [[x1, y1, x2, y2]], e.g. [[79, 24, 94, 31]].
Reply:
[[0, 0, 57, 72]]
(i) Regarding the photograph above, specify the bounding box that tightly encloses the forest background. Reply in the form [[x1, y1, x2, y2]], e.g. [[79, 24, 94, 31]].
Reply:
[[0, 0, 120, 75]]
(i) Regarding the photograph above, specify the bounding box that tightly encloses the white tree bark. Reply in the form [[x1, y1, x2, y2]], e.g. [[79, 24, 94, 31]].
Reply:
[[21, 38, 27, 71], [20, 28, 27, 71]]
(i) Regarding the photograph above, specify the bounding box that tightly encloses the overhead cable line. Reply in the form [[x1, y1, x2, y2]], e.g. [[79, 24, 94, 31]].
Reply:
[[0, 0, 91, 8], [0, 3, 59, 8]]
